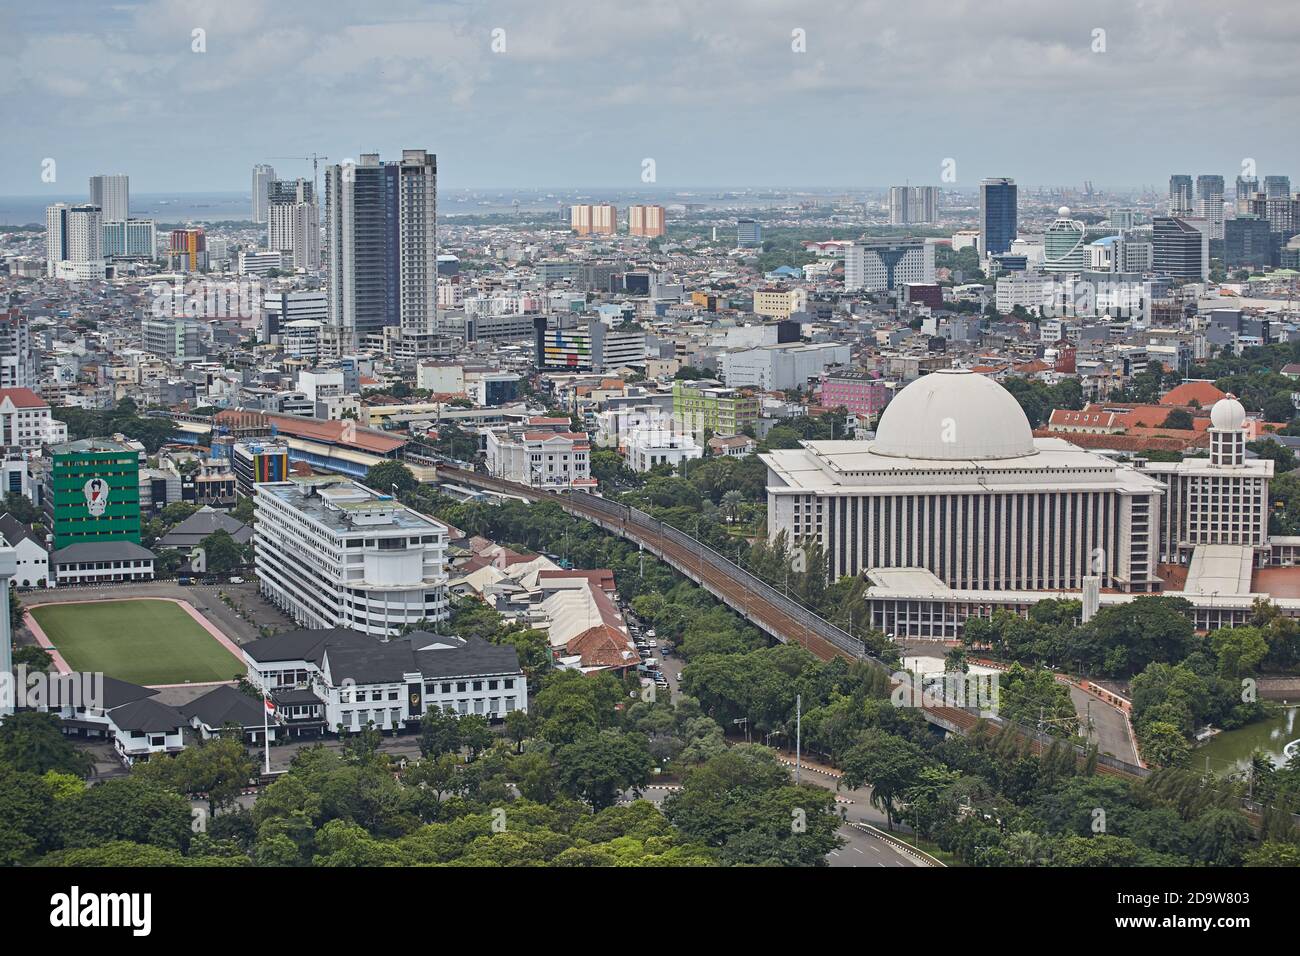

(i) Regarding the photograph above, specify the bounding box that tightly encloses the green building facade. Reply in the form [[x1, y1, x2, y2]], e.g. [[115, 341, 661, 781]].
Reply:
[[45, 438, 141, 550]]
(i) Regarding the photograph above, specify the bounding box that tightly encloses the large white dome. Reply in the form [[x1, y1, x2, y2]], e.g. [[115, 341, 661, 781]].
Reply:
[[872, 369, 1037, 461]]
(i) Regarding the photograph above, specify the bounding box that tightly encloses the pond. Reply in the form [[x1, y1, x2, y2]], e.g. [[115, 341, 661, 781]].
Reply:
[[1194, 705, 1300, 776]]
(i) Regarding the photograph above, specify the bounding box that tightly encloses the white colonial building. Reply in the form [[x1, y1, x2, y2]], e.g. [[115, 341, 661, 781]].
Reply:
[[255, 475, 450, 636], [242, 627, 527, 734]]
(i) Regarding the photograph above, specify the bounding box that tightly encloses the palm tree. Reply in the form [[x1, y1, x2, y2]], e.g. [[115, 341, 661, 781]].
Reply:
[[720, 490, 745, 524]]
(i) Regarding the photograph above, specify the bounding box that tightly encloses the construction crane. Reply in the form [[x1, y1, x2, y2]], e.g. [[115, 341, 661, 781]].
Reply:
[[268, 154, 329, 199]]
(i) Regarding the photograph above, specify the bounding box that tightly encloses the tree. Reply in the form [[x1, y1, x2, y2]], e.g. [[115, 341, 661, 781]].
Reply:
[[0, 711, 94, 777], [201, 529, 244, 574], [365, 460, 418, 496], [553, 729, 653, 809], [2, 493, 42, 526], [838, 729, 929, 830], [1161, 408, 1194, 429], [419, 707, 461, 759], [134, 737, 256, 814]]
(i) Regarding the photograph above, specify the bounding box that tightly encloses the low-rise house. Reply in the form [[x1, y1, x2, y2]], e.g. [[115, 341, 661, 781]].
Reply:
[[0, 512, 49, 587], [51, 540, 156, 586], [180, 684, 276, 744]]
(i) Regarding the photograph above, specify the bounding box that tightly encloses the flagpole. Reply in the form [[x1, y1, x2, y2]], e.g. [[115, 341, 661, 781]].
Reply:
[[262, 688, 271, 775]]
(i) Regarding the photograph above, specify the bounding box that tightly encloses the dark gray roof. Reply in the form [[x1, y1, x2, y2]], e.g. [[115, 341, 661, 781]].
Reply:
[[48, 673, 157, 710], [243, 627, 522, 685], [179, 684, 267, 729], [108, 697, 186, 733], [52, 541, 156, 563], [412, 635, 523, 679], [0, 513, 46, 551], [158, 507, 252, 549]]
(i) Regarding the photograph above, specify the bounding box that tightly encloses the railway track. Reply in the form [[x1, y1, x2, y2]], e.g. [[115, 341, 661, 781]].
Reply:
[[435, 466, 1146, 780]]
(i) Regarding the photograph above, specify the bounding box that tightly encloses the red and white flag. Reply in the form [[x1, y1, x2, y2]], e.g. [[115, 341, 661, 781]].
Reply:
[[264, 697, 276, 714]]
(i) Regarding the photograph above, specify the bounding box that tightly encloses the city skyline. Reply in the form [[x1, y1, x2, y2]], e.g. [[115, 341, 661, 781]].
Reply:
[[2, 0, 1299, 194]]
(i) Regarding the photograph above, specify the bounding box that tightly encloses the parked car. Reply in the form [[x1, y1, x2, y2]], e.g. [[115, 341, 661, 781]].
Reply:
[[228, 576, 244, 584]]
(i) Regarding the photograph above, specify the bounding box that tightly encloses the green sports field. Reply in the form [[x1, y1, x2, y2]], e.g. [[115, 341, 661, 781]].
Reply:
[[30, 600, 244, 685]]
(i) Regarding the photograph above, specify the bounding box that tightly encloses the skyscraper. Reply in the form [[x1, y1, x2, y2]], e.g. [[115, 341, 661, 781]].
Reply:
[[737, 218, 763, 248], [979, 178, 1017, 257], [1264, 175, 1291, 199], [570, 204, 617, 236], [1196, 175, 1225, 240], [267, 178, 320, 270], [1168, 175, 1194, 215], [89, 174, 129, 221], [1043, 207, 1086, 273], [45, 203, 105, 280], [628, 204, 665, 237], [888, 186, 939, 226], [1235, 175, 1259, 215], [1152, 216, 1208, 281], [888, 186, 911, 225], [251, 164, 276, 223], [325, 149, 437, 348]]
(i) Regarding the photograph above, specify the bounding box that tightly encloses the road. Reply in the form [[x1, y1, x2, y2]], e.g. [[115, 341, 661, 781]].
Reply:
[[1070, 683, 1140, 764]]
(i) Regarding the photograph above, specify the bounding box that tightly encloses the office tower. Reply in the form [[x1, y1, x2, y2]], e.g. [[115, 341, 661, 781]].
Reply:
[[1248, 193, 1300, 238], [1168, 175, 1194, 215], [737, 218, 763, 247], [1043, 207, 1086, 273], [326, 149, 438, 348], [570, 204, 617, 236], [1152, 217, 1209, 280], [45, 203, 105, 280], [844, 238, 935, 292], [1236, 175, 1259, 215], [167, 227, 207, 272], [979, 178, 1017, 257], [1111, 209, 1136, 229], [888, 186, 911, 225], [1224, 216, 1274, 269], [89, 174, 129, 221], [1196, 175, 1225, 240], [102, 219, 157, 259], [628, 204, 666, 237], [1264, 175, 1291, 199], [267, 178, 320, 270], [251, 163, 276, 223]]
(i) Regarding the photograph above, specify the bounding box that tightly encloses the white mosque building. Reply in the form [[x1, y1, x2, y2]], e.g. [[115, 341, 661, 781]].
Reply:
[[762, 369, 1291, 637]]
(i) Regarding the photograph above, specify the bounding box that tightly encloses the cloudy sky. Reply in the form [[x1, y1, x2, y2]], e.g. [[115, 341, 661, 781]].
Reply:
[[1, 0, 1297, 194]]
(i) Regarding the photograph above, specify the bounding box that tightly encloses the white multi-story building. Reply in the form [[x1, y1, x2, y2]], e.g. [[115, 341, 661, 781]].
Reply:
[[624, 425, 702, 473], [844, 238, 935, 292], [720, 341, 850, 392], [484, 421, 597, 491], [251, 163, 275, 223], [255, 475, 451, 637], [0, 388, 68, 450], [267, 178, 320, 270], [243, 628, 527, 735], [45, 203, 105, 280], [89, 174, 129, 222], [995, 270, 1054, 314], [0, 311, 34, 390]]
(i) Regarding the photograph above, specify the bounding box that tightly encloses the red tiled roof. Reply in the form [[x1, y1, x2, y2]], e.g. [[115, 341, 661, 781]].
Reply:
[[0, 387, 48, 409], [266, 414, 407, 454], [1159, 381, 1226, 407]]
